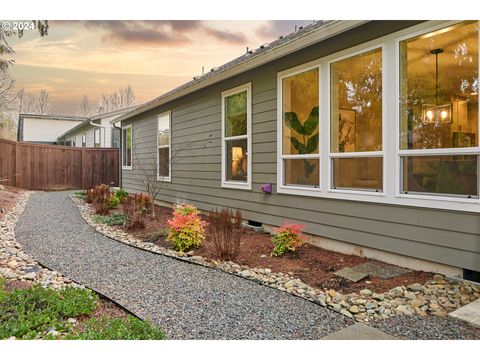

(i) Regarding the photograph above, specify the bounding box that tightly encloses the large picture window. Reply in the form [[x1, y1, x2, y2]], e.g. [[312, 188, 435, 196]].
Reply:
[[122, 125, 132, 169], [280, 67, 320, 188], [399, 21, 479, 198], [221, 83, 251, 189], [330, 47, 383, 192], [157, 112, 171, 181]]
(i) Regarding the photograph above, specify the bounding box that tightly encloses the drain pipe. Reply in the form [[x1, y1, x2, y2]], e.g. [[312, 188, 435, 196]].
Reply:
[[112, 122, 122, 188], [89, 119, 107, 147]]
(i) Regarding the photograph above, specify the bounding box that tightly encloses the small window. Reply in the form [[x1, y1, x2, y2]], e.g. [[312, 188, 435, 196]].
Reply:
[[122, 125, 132, 169], [157, 112, 171, 181], [112, 128, 120, 148], [94, 128, 101, 148], [221, 83, 251, 189], [82, 133, 86, 147], [71, 137, 76, 147]]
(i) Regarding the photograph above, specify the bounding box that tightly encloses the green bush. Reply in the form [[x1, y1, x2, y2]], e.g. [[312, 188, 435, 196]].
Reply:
[[107, 195, 121, 209], [115, 188, 129, 201], [0, 285, 98, 339], [65, 315, 165, 340], [271, 223, 305, 257], [93, 213, 127, 226]]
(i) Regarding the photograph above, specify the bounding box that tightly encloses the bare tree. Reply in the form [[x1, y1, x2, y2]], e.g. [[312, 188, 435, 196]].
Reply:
[[34, 89, 51, 115], [97, 85, 136, 114], [120, 85, 135, 107], [78, 95, 91, 117], [16, 88, 36, 114], [133, 130, 213, 217], [0, 69, 14, 110]]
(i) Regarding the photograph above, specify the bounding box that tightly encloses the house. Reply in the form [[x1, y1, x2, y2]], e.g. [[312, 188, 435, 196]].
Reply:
[[17, 114, 84, 144], [113, 20, 480, 280], [57, 107, 137, 148]]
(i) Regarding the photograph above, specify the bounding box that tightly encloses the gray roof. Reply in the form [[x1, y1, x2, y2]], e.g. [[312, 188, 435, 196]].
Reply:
[[19, 113, 85, 122]]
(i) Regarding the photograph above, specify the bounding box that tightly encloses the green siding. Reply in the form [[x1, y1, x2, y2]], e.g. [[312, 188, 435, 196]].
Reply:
[[121, 21, 480, 272]]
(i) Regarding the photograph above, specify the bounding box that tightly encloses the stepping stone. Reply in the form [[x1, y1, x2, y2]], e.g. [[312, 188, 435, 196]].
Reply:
[[322, 323, 397, 340], [448, 298, 480, 328], [334, 267, 368, 282], [352, 261, 411, 279]]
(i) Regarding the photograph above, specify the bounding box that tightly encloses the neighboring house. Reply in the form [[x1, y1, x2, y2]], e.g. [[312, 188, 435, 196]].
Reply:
[[17, 114, 84, 144], [57, 107, 137, 148], [113, 21, 480, 280]]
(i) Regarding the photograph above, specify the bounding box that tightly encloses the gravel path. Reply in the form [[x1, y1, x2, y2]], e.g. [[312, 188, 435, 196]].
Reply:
[[14, 191, 353, 339], [371, 315, 480, 340]]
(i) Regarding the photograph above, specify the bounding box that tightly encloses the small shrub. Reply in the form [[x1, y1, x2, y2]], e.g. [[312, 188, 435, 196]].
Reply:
[[144, 228, 169, 242], [115, 188, 129, 202], [207, 208, 244, 261], [107, 194, 120, 209], [74, 191, 86, 200], [122, 193, 152, 229], [271, 223, 305, 257], [65, 315, 165, 340], [93, 213, 127, 226], [167, 204, 207, 252], [89, 184, 111, 215]]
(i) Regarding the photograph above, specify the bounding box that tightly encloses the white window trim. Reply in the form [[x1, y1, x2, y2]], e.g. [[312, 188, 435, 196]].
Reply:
[[82, 133, 86, 147], [122, 124, 133, 170], [157, 110, 172, 182], [221, 83, 252, 190], [276, 20, 480, 212]]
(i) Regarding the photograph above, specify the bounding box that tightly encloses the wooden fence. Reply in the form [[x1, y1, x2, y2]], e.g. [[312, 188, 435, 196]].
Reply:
[[0, 138, 119, 190]]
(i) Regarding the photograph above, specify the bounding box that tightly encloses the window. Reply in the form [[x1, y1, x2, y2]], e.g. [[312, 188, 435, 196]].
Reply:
[[221, 83, 251, 189], [399, 21, 479, 198], [71, 137, 76, 147], [94, 128, 101, 148], [112, 128, 120, 148], [330, 47, 383, 192], [122, 125, 132, 169], [82, 133, 86, 147], [279, 67, 320, 188], [157, 112, 171, 181]]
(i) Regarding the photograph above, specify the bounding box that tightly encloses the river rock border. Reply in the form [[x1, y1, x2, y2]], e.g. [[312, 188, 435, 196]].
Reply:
[[1, 191, 80, 289], [72, 195, 480, 323]]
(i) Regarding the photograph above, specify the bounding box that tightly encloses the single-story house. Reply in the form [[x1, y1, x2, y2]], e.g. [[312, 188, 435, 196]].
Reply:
[[113, 20, 480, 280], [57, 107, 137, 148], [17, 114, 84, 144]]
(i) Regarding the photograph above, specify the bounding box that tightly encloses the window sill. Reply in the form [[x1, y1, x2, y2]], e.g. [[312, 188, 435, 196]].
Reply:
[[221, 181, 252, 190], [122, 166, 133, 171], [157, 176, 171, 183]]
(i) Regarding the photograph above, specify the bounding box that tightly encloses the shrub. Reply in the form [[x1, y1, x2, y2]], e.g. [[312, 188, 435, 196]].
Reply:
[[167, 204, 207, 252], [89, 184, 111, 215], [207, 208, 244, 261], [65, 315, 165, 340], [93, 213, 128, 226], [122, 193, 152, 229], [115, 188, 129, 202], [271, 222, 305, 257], [107, 194, 120, 209]]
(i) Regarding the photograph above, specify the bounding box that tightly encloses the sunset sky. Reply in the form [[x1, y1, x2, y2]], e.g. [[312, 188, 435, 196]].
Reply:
[[7, 20, 311, 115]]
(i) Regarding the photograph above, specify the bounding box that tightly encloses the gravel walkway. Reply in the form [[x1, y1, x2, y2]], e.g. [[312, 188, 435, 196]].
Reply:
[[14, 191, 353, 339]]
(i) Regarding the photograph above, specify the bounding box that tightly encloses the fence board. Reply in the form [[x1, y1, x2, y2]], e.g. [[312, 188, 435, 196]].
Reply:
[[0, 139, 119, 190]]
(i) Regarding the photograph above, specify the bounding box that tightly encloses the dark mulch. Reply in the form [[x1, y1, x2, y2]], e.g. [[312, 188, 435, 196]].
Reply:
[[112, 204, 432, 294], [0, 186, 24, 221]]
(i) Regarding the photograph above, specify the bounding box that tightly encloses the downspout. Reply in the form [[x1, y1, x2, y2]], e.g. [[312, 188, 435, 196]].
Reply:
[[112, 122, 122, 188]]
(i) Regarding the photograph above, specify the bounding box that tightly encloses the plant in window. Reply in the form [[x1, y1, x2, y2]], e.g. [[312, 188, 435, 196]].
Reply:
[[284, 106, 319, 176], [207, 208, 245, 261], [167, 204, 207, 252], [271, 222, 306, 257]]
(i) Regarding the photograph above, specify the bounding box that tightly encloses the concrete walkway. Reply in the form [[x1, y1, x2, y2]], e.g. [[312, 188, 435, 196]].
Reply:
[[15, 191, 354, 340]]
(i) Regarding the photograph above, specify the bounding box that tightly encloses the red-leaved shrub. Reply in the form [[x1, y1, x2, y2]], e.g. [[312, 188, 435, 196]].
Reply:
[[207, 208, 244, 261], [89, 184, 111, 215], [122, 193, 152, 229]]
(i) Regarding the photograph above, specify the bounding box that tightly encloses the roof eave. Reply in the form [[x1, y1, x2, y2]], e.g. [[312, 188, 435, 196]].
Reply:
[[113, 20, 369, 124]]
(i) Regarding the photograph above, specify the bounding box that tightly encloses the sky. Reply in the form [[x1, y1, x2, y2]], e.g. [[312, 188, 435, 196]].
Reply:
[[7, 20, 312, 115]]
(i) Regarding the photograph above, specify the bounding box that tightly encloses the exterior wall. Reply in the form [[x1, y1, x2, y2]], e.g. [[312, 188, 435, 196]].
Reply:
[[22, 117, 83, 143], [121, 21, 480, 273], [59, 116, 122, 148]]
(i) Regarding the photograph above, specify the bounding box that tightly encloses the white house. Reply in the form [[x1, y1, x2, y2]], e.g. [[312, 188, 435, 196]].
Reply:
[[17, 114, 85, 144]]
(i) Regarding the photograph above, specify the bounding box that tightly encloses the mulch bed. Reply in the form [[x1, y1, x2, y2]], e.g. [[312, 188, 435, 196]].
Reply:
[[114, 204, 432, 294], [0, 186, 24, 221]]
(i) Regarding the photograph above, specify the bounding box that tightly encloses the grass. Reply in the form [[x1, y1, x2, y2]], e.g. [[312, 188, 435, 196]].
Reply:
[[0, 278, 165, 340], [93, 213, 127, 226]]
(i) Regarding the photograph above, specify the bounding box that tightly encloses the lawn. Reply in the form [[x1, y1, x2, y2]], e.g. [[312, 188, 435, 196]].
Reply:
[[0, 277, 165, 340]]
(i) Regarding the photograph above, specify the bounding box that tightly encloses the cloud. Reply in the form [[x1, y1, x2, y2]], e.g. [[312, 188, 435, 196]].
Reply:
[[255, 20, 312, 40], [203, 28, 246, 44]]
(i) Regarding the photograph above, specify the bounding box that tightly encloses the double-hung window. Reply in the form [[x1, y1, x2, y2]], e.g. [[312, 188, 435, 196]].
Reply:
[[157, 111, 171, 181], [122, 125, 132, 169], [279, 66, 320, 188], [329, 47, 384, 192], [399, 21, 479, 199], [221, 83, 252, 189]]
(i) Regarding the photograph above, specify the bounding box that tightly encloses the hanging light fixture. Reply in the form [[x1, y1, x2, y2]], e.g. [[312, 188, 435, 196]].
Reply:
[[422, 48, 452, 125]]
